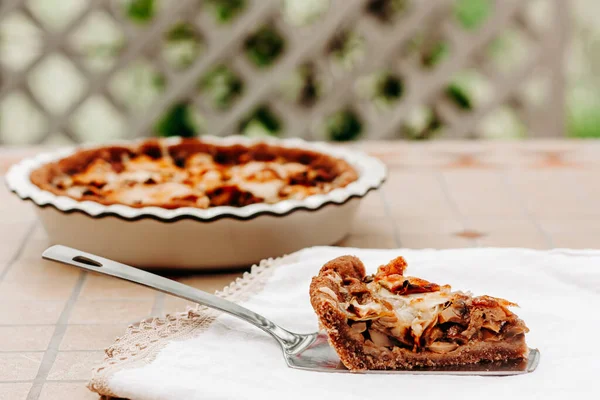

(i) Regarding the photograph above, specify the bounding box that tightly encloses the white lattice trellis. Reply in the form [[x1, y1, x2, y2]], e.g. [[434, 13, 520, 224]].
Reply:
[[0, 0, 569, 144]]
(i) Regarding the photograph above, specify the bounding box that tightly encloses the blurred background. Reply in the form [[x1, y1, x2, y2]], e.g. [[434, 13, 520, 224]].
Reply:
[[0, 0, 596, 145]]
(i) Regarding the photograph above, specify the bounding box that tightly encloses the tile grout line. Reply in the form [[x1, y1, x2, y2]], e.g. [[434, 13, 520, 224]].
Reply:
[[501, 171, 555, 248], [26, 271, 88, 400], [380, 184, 402, 248], [435, 171, 478, 247], [0, 220, 38, 282]]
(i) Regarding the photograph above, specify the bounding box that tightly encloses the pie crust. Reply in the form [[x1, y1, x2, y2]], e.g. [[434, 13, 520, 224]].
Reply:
[[310, 255, 529, 371], [29, 138, 358, 209]]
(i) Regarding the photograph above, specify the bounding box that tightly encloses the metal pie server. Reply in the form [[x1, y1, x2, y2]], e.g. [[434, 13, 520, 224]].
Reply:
[[42, 245, 540, 376]]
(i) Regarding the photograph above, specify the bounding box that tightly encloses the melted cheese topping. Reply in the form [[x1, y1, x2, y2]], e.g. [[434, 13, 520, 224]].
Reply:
[[72, 158, 118, 185], [370, 283, 452, 339], [58, 150, 347, 208], [107, 183, 195, 205]]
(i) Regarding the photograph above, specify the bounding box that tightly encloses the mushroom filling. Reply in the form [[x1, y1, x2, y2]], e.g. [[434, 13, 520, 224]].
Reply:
[[337, 257, 529, 353]]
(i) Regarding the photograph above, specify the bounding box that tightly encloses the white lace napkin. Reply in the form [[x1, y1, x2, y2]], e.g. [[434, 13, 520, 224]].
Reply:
[[90, 247, 600, 399]]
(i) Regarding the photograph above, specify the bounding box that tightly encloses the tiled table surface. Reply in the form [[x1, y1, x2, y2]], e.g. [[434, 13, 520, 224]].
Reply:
[[1, 140, 599, 399]]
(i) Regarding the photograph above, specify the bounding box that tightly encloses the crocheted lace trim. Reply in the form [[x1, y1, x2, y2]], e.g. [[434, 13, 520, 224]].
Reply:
[[88, 252, 300, 398]]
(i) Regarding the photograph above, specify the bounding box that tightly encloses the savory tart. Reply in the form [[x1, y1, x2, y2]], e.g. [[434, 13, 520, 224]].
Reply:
[[29, 138, 358, 209], [310, 255, 529, 370]]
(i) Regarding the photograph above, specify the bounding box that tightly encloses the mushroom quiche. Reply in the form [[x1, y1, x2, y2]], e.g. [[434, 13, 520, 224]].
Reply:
[[310, 255, 529, 370], [30, 139, 358, 209]]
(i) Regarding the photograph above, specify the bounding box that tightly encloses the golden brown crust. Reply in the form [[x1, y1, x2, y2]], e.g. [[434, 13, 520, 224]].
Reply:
[[310, 256, 372, 369], [310, 255, 529, 371], [30, 138, 358, 209]]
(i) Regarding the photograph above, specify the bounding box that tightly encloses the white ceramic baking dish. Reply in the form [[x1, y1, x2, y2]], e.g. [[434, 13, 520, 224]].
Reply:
[[5, 136, 386, 270]]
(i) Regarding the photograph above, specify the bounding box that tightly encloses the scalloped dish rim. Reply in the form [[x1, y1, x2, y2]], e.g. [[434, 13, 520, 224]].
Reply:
[[5, 136, 387, 222]]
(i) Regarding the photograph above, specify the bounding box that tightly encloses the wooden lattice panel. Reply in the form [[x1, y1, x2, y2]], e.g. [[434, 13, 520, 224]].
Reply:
[[0, 0, 568, 144]]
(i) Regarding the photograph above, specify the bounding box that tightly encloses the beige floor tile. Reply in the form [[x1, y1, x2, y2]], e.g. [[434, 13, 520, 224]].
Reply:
[[364, 143, 454, 168], [441, 171, 525, 216], [576, 171, 600, 201], [0, 152, 40, 175], [0, 383, 32, 400], [0, 352, 42, 381], [523, 197, 593, 218], [162, 297, 198, 315], [477, 232, 550, 249], [355, 191, 388, 219], [360, 141, 404, 155], [3, 259, 81, 283], [398, 234, 474, 249], [537, 218, 600, 234], [0, 223, 32, 266], [47, 352, 104, 381], [0, 222, 31, 242], [0, 186, 30, 206], [0, 279, 76, 301], [0, 255, 8, 272], [463, 218, 541, 234], [60, 325, 127, 351], [0, 205, 36, 225], [0, 300, 65, 325], [509, 170, 598, 217], [337, 234, 397, 249], [80, 274, 156, 299], [437, 150, 498, 169], [569, 142, 600, 166], [0, 326, 55, 351], [395, 218, 464, 235], [351, 217, 394, 236], [69, 299, 154, 324], [384, 171, 456, 218], [39, 382, 99, 400], [549, 233, 600, 249], [30, 224, 49, 241], [17, 239, 54, 261], [0, 239, 21, 265], [471, 144, 529, 167]]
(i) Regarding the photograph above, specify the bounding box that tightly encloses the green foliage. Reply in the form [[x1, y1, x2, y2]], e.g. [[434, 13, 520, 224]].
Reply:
[[152, 73, 166, 90], [200, 66, 244, 110], [166, 23, 196, 41], [365, 0, 409, 23], [421, 41, 450, 68], [454, 0, 491, 30], [155, 102, 197, 138], [568, 89, 600, 138], [326, 110, 362, 141], [162, 23, 204, 69], [568, 112, 600, 138], [239, 106, 282, 137], [377, 74, 404, 102], [296, 64, 319, 107], [126, 0, 155, 23], [206, 0, 246, 23], [401, 109, 441, 140], [328, 31, 364, 69], [244, 26, 286, 68], [446, 83, 473, 110]]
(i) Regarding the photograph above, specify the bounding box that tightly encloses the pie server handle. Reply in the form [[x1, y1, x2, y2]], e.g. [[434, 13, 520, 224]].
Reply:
[[42, 245, 308, 350]]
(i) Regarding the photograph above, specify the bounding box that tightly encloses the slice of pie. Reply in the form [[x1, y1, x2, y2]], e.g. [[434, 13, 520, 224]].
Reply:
[[310, 255, 529, 371]]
